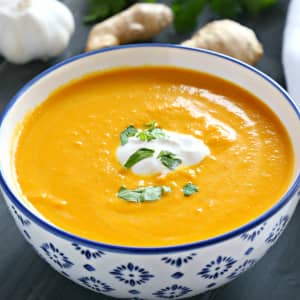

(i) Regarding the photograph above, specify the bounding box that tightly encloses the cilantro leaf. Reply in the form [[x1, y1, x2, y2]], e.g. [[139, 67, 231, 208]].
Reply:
[[120, 125, 137, 145], [124, 148, 155, 168], [84, 0, 157, 24], [136, 121, 166, 142], [210, 0, 242, 18], [84, 0, 127, 23], [162, 186, 172, 193], [146, 120, 158, 130], [118, 185, 171, 202], [172, 0, 208, 33], [143, 186, 165, 201], [117, 186, 143, 202], [183, 182, 199, 196], [137, 128, 166, 142], [242, 0, 278, 15], [157, 150, 182, 170], [120, 121, 166, 147]]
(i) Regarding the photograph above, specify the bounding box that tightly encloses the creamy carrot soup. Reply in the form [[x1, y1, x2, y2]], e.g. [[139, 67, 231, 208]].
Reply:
[[14, 66, 294, 246]]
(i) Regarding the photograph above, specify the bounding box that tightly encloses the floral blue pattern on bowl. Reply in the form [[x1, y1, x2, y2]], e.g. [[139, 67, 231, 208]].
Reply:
[[41, 242, 74, 269], [227, 259, 257, 279], [72, 243, 105, 259], [79, 276, 114, 293], [153, 284, 192, 299], [110, 263, 154, 286], [0, 45, 299, 300], [198, 256, 237, 280], [161, 253, 196, 268], [265, 215, 289, 244], [241, 222, 267, 242]]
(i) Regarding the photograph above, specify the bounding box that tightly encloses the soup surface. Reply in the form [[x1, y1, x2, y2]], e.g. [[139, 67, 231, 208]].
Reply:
[[14, 66, 294, 246]]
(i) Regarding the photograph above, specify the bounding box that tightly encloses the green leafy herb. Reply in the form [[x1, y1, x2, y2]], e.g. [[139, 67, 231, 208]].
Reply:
[[146, 120, 157, 130], [172, 0, 208, 33], [120, 125, 138, 145], [172, 0, 279, 32], [124, 148, 155, 168], [84, 0, 279, 32], [84, 0, 127, 23], [209, 0, 279, 18], [157, 150, 182, 170], [120, 122, 166, 145], [183, 182, 199, 196], [161, 185, 172, 193], [137, 121, 166, 142], [118, 185, 171, 202], [210, 0, 242, 18], [84, 0, 157, 23], [242, 0, 278, 15]]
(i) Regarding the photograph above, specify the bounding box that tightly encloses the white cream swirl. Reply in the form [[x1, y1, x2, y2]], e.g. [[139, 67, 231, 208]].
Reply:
[[117, 130, 210, 175]]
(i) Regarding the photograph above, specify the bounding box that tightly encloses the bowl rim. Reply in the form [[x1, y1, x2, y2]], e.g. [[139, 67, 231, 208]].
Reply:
[[0, 43, 299, 254]]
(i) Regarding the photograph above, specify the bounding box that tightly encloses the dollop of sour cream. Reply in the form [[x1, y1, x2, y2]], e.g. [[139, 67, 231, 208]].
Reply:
[[117, 130, 210, 175]]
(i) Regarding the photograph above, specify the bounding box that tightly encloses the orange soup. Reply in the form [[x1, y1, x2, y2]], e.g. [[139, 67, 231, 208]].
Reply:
[[14, 66, 294, 246]]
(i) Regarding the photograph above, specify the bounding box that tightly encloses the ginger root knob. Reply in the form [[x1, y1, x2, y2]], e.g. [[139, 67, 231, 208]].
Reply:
[[182, 20, 264, 65], [86, 3, 173, 52]]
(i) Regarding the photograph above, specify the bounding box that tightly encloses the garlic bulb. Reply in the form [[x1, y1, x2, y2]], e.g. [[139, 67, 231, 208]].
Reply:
[[0, 0, 75, 64]]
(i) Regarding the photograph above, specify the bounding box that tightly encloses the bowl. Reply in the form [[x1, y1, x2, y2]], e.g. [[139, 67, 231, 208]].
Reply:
[[0, 44, 299, 299]]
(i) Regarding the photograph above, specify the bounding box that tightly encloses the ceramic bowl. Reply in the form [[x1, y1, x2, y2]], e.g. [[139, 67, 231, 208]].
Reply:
[[0, 44, 299, 300]]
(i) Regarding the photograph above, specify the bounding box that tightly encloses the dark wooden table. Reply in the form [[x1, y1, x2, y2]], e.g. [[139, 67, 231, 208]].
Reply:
[[0, 0, 299, 299]]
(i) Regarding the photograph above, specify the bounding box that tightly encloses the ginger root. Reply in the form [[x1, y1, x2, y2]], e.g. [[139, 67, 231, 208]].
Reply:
[[182, 20, 264, 65], [86, 3, 173, 52]]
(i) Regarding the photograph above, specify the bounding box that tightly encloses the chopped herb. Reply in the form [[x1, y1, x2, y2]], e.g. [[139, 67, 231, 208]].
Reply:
[[120, 122, 166, 145], [120, 125, 137, 145], [146, 120, 158, 130], [157, 150, 182, 170], [183, 182, 199, 196], [124, 148, 155, 168], [143, 186, 165, 201], [118, 185, 171, 202], [137, 128, 166, 142], [162, 186, 172, 193], [118, 186, 142, 202], [136, 121, 166, 142]]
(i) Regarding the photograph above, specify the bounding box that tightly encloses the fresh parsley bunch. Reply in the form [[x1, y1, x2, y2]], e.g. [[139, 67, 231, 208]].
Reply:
[[84, 0, 155, 23], [172, 0, 279, 32], [85, 0, 278, 32]]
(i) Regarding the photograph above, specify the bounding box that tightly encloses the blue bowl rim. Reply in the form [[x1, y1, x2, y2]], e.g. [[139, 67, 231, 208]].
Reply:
[[0, 43, 299, 254]]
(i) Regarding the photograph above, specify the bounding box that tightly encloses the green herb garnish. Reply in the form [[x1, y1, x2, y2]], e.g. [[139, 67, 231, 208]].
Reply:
[[118, 185, 171, 202], [146, 120, 157, 129], [120, 122, 166, 145], [183, 182, 199, 196], [124, 148, 155, 168], [157, 150, 182, 170], [120, 125, 138, 145], [137, 121, 166, 142]]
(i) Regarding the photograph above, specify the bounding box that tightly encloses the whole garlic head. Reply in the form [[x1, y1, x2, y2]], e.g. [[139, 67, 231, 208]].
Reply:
[[0, 0, 75, 64]]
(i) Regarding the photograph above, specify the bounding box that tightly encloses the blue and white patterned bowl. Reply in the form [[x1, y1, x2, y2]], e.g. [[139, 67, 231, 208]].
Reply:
[[0, 45, 299, 299]]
